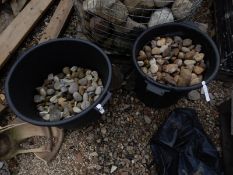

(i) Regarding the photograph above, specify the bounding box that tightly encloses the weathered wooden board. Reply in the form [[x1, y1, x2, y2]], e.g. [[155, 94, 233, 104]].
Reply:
[[0, 0, 54, 68], [39, 0, 73, 43]]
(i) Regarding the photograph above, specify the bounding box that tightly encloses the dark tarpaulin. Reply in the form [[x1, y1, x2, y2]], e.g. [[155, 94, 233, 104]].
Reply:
[[150, 108, 223, 175]]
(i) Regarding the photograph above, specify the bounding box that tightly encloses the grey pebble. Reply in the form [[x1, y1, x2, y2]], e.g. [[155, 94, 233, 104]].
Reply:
[[34, 95, 44, 103], [174, 36, 182, 43], [54, 82, 61, 90], [73, 92, 82, 102], [195, 44, 202, 52], [92, 81, 98, 88], [39, 111, 48, 117], [61, 86, 68, 93], [94, 95, 99, 101], [47, 89, 55, 95], [86, 70, 91, 75], [37, 106, 44, 112], [91, 71, 98, 78], [49, 107, 62, 121], [86, 75, 93, 81], [63, 67, 71, 75], [81, 101, 90, 110], [95, 86, 102, 95], [79, 78, 88, 86], [86, 86, 96, 92], [70, 66, 78, 72], [39, 88, 47, 97], [188, 90, 201, 101], [137, 61, 144, 67], [83, 93, 89, 102], [73, 106, 82, 113], [98, 79, 103, 86], [50, 96, 58, 103], [181, 47, 190, 53], [61, 78, 74, 85], [42, 114, 50, 121], [0, 161, 4, 169], [183, 39, 192, 46], [68, 83, 78, 94], [53, 76, 60, 82], [77, 71, 85, 79], [47, 73, 54, 81]]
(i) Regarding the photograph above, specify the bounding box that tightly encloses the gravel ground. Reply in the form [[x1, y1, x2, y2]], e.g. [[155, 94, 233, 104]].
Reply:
[[1, 0, 231, 174], [4, 80, 232, 175]]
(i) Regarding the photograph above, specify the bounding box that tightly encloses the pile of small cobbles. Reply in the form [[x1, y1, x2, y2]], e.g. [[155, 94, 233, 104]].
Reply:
[[137, 36, 206, 86], [34, 66, 103, 121]]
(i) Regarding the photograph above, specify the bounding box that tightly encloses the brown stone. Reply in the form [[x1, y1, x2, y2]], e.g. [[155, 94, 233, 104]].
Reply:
[[185, 50, 196, 59], [156, 72, 162, 80], [166, 37, 173, 45], [181, 47, 190, 53], [157, 58, 165, 65], [144, 45, 151, 52], [164, 74, 176, 85], [193, 66, 205, 75], [184, 60, 196, 66], [163, 64, 178, 74], [172, 48, 179, 56], [157, 38, 166, 46], [178, 52, 185, 59], [174, 75, 180, 82], [178, 67, 192, 86], [138, 50, 147, 60], [151, 40, 157, 48], [162, 46, 171, 57], [174, 59, 183, 66], [152, 47, 161, 55], [190, 77, 202, 86], [183, 38, 192, 46], [194, 53, 205, 62]]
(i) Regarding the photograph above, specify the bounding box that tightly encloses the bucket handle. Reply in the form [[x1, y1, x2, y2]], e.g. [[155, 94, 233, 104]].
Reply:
[[146, 81, 169, 96], [95, 91, 111, 114]]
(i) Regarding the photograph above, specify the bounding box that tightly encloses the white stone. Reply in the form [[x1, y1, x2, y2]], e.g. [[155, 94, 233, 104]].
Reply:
[[148, 8, 174, 27], [110, 165, 117, 173]]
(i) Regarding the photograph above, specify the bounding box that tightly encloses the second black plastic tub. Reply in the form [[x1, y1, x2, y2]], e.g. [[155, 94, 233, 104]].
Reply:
[[132, 23, 220, 108], [5, 39, 112, 128]]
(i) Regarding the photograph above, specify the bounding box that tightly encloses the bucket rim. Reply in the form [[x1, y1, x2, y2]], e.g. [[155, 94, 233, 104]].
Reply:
[[5, 38, 112, 127], [132, 22, 220, 92]]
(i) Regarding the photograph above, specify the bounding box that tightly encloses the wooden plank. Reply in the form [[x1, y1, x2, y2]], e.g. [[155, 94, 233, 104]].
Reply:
[[0, 0, 54, 68], [39, 0, 73, 43]]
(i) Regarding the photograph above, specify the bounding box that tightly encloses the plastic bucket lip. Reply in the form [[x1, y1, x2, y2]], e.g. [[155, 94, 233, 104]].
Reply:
[[5, 38, 112, 127], [132, 22, 220, 92]]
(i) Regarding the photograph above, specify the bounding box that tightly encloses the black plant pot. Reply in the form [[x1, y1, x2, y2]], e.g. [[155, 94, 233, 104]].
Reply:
[[5, 39, 112, 129], [132, 23, 220, 108]]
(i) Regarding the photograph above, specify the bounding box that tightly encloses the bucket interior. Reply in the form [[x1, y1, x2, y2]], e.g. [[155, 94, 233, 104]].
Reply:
[[133, 23, 220, 91], [6, 39, 111, 123]]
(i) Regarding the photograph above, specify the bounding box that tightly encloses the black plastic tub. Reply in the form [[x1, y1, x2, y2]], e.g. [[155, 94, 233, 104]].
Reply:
[[5, 39, 112, 128], [132, 23, 220, 108]]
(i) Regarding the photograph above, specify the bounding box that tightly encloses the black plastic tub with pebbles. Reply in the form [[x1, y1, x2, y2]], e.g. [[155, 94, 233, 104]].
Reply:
[[132, 23, 220, 108], [5, 39, 112, 129]]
